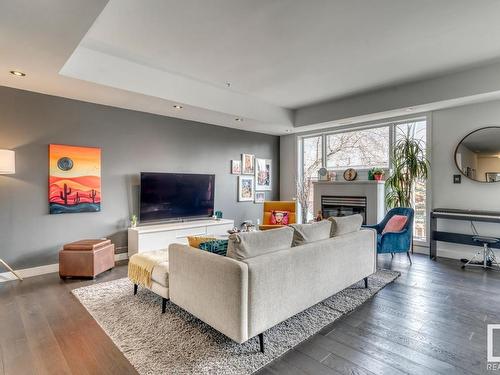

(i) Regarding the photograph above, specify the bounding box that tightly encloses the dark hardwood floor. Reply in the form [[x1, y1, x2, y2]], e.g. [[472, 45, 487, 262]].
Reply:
[[1, 254, 498, 375]]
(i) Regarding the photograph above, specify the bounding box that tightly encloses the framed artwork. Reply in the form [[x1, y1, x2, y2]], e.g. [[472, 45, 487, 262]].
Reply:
[[238, 175, 254, 202], [241, 153, 255, 175], [231, 160, 241, 174], [49, 144, 101, 214], [254, 191, 265, 203], [255, 158, 272, 190]]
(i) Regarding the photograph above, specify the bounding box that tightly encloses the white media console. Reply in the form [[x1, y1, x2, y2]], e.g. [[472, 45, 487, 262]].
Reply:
[[128, 219, 234, 257]]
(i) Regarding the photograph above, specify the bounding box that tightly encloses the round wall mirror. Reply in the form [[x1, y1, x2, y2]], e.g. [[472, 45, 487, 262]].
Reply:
[[455, 126, 500, 183]]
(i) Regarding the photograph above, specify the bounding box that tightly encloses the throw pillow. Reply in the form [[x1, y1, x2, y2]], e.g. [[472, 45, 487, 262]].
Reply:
[[290, 220, 332, 246], [270, 210, 289, 225], [382, 215, 408, 234], [199, 239, 229, 256], [226, 226, 294, 260], [187, 235, 216, 248], [328, 214, 363, 236]]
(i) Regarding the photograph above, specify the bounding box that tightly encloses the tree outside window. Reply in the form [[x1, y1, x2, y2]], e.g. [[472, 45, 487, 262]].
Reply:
[[300, 120, 428, 241]]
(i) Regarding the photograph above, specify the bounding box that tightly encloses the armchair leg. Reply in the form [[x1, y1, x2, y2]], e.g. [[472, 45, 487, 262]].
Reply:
[[391, 253, 394, 258], [258, 333, 264, 353], [407, 251, 413, 265], [364, 277, 368, 289]]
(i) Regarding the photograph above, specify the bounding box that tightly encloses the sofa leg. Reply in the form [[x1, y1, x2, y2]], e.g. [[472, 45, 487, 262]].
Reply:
[[162, 298, 168, 313], [364, 277, 368, 289], [258, 333, 264, 353], [407, 251, 413, 265], [133, 284, 138, 295]]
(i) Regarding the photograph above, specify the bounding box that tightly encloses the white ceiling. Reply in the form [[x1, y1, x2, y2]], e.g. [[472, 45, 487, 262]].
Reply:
[[78, 0, 500, 108], [3, 0, 500, 134]]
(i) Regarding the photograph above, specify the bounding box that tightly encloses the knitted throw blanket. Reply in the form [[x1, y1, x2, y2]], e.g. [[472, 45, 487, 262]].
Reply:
[[128, 250, 168, 288]]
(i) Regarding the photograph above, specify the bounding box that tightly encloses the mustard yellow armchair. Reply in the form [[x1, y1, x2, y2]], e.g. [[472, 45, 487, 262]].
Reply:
[[259, 201, 296, 230]]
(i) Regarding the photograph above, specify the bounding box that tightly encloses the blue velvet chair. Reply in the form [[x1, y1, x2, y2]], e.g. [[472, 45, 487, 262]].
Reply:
[[363, 207, 414, 264]]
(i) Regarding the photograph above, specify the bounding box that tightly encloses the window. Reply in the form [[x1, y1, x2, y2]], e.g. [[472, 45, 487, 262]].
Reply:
[[301, 136, 322, 222], [395, 121, 427, 241], [302, 135, 323, 179], [326, 126, 389, 170], [299, 119, 428, 242]]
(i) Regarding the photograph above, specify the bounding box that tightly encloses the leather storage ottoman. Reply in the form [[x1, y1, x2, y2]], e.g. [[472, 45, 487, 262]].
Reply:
[[59, 239, 115, 279]]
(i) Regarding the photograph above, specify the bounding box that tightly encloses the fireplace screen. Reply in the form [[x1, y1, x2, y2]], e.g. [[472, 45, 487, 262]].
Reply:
[[321, 196, 367, 224]]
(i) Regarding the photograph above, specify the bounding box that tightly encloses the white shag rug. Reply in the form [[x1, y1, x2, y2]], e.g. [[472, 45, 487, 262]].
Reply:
[[72, 270, 399, 375]]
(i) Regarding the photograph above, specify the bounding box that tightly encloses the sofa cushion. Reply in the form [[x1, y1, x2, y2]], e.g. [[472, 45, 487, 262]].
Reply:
[[328, 214, 363, 236], [226, 226, 294, 260], [151, 262, 169, 287], [382, 215, 408, 234], [290, 220, 332, 246]]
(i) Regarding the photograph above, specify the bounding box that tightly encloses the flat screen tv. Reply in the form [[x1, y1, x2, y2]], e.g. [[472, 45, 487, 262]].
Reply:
[[140, 172, 215, 223]]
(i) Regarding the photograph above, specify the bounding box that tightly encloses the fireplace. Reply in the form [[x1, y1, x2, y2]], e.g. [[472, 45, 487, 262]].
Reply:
[[321, 195, 367, 224]]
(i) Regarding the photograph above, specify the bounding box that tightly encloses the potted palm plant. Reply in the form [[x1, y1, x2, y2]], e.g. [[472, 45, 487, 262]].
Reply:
[[385, 131, 429, 208]]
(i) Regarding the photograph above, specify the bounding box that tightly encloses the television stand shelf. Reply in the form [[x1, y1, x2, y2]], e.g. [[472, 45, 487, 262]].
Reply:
[[128, 219, 234, 257]]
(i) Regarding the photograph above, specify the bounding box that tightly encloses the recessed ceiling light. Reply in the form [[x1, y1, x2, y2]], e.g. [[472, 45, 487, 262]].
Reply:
[[235, 118, 243, 122], [285, 129, 292, 133], [173, 105, 183, 110], [10, 70, 26, 77]]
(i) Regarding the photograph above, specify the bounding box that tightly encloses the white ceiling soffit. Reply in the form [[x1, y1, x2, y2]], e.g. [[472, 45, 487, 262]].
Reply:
[[61, 46, 293, 128]]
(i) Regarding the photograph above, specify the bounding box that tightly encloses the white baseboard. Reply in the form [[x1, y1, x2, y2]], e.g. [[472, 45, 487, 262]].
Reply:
[[115, 253, 129, 261], [0, 263, 59, 282], [0, 253, 129, 283], [413, 244, 429, 255]]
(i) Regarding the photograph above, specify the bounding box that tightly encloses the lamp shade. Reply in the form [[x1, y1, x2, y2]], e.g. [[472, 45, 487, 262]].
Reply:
[[0, 149, 15, 174]]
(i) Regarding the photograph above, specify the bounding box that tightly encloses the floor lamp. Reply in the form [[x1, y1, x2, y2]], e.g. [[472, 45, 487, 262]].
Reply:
[[0, 149, 23, 281]]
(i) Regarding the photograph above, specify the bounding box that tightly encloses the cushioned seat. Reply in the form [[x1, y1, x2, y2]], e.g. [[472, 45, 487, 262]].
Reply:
[[129, 249, 170, 313], [363, 207, 414, 264], [151, 262, 169, 287]]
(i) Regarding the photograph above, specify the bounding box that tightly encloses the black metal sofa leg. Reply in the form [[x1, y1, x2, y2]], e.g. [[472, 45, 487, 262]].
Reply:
[[162, 298, 168, 313], [364, 277, 368, 289], [134, 284, 138, 295], [259, 333, 265, 353]]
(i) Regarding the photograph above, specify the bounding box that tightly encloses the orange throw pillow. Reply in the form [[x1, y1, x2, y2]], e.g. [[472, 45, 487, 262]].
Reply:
[[187, 235, 216, 248], [271, 210, 289, 225], [382, 215, 408, 234]]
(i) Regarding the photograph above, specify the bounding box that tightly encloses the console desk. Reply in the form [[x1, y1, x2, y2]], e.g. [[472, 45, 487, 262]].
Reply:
[[430, 208, 500, 260]]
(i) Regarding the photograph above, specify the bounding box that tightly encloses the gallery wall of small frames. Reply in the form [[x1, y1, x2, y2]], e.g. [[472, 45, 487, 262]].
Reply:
[[231, 154, 271, 203]]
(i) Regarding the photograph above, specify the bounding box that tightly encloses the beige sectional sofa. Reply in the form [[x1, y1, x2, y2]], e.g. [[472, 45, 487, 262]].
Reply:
[[168, 216, 376, 352]]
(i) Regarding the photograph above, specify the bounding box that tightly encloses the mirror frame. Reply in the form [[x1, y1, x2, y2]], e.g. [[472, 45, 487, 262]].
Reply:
[[454, 126, 500, 183]]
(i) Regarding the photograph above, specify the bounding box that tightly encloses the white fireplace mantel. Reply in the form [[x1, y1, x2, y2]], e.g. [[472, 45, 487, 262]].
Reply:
[[312, 180, 385, 224]]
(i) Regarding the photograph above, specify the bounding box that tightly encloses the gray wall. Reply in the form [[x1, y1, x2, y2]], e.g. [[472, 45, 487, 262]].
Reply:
[[432, 99, 500, 259], [0, 86, 279, 269]]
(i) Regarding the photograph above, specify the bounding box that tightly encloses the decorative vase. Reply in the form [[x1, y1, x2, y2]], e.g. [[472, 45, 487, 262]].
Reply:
[[374, 174, 383, 181]]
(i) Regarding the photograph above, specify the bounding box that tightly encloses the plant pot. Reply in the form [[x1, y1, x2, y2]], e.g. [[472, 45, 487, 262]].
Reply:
[[374, 174, 384, 181]]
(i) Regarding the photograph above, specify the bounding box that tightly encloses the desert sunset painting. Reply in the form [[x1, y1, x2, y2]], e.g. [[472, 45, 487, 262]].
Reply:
[[49, 144, 101, 214]]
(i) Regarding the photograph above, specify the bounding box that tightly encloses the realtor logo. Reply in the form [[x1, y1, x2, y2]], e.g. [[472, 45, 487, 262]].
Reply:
[[488, 324, 500, 369]]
